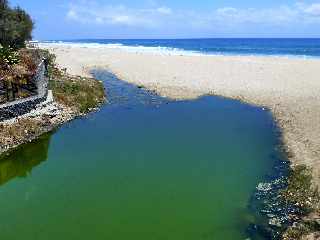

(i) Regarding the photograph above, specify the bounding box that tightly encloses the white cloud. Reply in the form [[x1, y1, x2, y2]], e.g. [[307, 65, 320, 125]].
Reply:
[[66, 9, 78, 20], [299, 3, 320, 16], [65, 1, 320, 35], [216, 7, 238, 17], [65, 2, 173, 27], [156, 7, 172, 15], [214, 6, 299, 25]]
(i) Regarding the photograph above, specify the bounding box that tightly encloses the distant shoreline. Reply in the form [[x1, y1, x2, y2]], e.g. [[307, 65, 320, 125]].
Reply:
[[38, 38, 320, 60]]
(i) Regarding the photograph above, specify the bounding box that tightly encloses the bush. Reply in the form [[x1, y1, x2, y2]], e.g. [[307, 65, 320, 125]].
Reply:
[[0, 0, 34, 48], [0, 44, 19, 67], [50, 75, 106, 114], [0, 46, 39, 94]]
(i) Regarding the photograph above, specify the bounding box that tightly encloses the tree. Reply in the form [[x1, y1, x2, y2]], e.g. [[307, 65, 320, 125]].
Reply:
[[0, 0, 9, 11], [0, 0, 34, 48]]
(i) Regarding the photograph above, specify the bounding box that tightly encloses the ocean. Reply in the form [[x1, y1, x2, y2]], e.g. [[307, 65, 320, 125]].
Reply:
[[44, 38, 320, 58]]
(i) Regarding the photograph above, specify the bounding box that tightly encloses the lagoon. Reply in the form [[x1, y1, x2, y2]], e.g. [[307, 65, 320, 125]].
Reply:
[[0, 71, 283, 240]]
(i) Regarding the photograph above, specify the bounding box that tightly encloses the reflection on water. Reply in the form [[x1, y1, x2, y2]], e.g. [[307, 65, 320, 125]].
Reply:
[[0, 72, 284, 240], [0, 133, 51, 186]]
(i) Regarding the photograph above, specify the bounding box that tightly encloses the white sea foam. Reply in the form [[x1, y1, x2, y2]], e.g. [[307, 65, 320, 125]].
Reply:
[[39, 41, 318, 59], [40, 41, 205, 56]]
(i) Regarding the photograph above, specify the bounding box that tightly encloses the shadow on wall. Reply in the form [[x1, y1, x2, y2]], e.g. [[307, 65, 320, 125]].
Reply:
[[0, 133, 52, 186]]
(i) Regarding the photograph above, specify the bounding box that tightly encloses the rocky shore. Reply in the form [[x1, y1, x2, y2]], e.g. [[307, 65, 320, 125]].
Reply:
[[0, 96, 75, 155], [248, 148, 320, 240]]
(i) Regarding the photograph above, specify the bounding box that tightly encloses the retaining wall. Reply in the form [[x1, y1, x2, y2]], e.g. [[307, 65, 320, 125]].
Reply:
[[0, 61, 49, 121]]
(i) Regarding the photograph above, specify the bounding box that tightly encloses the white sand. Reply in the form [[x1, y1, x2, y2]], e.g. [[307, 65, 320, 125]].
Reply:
[[41, 43, 320, 185]]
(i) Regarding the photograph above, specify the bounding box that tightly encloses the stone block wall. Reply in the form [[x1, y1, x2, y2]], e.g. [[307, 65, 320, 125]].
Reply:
[[0, 61, 49, 121]]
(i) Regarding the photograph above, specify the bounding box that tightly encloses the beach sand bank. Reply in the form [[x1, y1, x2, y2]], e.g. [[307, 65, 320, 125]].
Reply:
[[40, 43, 320, 186]]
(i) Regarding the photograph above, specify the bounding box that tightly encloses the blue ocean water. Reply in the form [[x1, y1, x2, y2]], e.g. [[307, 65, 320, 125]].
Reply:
[[46, 38, 320, 57]]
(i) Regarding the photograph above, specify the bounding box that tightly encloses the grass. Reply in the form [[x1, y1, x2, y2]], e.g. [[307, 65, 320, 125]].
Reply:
[[49, 75, 105, 114], [40, 49, 106, 114]]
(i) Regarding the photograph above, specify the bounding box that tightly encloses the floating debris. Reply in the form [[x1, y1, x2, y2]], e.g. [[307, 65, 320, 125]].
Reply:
[[246, 155, 304, 240]]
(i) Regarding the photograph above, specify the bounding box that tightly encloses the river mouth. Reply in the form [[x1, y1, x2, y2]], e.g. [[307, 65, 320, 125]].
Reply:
[[0, 70, 285, 240]]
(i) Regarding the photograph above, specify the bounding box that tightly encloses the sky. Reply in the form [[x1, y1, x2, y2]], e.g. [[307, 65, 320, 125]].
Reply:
[[9, 0, 320, 40]]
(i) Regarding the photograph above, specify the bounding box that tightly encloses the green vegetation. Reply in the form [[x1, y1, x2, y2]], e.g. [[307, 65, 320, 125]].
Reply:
[[283, 220, 320, 240], [50, 75, 105, 113], [0, 1, 104, 110], [0, 49, 105, 154], [282, 165, 319, 215], [40, 49, 106, 113], [0, 2, 104, 156], [0, 48, 39, 78], [0, 48, 40, 102], [0, 0, 33, 48], [0, 0, 36, 102], [0, 45, 19, 66], [282, 165, 320, 240]]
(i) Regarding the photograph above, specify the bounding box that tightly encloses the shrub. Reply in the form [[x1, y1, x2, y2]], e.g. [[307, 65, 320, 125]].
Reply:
[[0, 44, 19, 67], [0, 46, 38, 100], [49, 76, 105, 114]]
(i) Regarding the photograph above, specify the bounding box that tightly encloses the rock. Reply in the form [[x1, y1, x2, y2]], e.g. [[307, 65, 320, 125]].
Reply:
[[257, 182, 272, 191], [269, 218, 282, 228]]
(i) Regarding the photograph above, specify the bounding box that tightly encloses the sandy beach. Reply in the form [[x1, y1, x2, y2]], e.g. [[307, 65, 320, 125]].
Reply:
[[41, 43, 320, 185]]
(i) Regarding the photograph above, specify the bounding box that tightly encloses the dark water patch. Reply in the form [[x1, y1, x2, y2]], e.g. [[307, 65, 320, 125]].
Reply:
[[0, 70, 286, 240], [0, 133, 51, 186], [247, 156, 291, 239], [246, 142, 309, 240]]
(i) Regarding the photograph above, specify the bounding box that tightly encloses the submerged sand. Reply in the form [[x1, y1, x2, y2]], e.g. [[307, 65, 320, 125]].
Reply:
[[40, 43, 320, 185]]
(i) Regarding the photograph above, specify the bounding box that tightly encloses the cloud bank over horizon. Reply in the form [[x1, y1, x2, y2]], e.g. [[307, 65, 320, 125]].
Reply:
[[11, 0, 320, 39], [63, 1, 320, 38]]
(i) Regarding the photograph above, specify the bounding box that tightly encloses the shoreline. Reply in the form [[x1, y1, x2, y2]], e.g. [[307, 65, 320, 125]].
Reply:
[[41, 44, 320, 238], [0, 49, 106, 156], [40, 42, 320, 60], [42, 44, 320, 175], [0, 91, 104, 156], [0, 97, 74, 155], [105, 68, 320, 240]]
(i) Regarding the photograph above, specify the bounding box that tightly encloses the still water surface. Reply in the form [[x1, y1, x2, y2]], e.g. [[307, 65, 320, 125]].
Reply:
[[0, 71, 282, 239]]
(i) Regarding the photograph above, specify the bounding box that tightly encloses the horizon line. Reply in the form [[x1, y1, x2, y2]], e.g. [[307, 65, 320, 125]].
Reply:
[[38, 37, 320, 41]]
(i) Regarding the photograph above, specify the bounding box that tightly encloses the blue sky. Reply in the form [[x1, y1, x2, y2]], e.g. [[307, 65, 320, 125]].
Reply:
[[9, 0, 320, 39]]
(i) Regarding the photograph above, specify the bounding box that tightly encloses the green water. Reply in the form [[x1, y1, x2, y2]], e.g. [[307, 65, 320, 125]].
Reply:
[[0, 71, 281, 240]]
